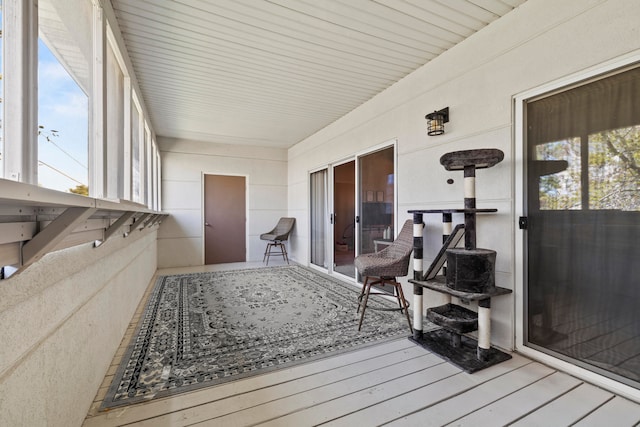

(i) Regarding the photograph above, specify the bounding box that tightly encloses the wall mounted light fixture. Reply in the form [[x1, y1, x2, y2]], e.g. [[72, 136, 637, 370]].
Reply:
[[425, 107, 449, 136]]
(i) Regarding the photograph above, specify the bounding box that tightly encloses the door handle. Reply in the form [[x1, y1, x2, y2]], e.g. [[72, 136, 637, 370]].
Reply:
[[205, 222, 210, 226]]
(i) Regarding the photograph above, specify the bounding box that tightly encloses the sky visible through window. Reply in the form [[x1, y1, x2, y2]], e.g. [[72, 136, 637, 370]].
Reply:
[[37, 39, 89, 193]]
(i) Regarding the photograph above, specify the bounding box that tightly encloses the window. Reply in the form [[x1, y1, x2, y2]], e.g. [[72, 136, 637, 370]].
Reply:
[[37, 0, 90, 194]]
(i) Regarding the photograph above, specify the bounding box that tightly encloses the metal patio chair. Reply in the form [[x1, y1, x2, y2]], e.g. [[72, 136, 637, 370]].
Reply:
[[260, 217, 296, 265]]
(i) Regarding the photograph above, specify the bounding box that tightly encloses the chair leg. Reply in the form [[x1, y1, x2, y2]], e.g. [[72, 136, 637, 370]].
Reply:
[[264, 241, 288, 266], [357, 276, 370, 314], [263, 242, 271, 264], [281, 242, 289, 264], [396, 281, 413, 333], [358, 281, 372, 331]]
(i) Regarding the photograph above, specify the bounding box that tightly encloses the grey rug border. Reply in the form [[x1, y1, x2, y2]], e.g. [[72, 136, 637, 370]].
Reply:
[[101, 265, 411, 410]]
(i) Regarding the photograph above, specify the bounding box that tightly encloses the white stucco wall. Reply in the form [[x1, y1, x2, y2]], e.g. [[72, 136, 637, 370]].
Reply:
[[0, 229, 158, 427], [287, 0, 640, 351], [157, 137, 288, 267]]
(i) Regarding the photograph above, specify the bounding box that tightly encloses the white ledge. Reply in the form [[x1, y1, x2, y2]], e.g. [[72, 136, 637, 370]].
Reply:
[[0, 179, 167, 278]]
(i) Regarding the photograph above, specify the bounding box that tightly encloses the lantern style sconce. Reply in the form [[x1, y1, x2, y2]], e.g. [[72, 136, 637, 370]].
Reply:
[[425, 107, 449, 136]]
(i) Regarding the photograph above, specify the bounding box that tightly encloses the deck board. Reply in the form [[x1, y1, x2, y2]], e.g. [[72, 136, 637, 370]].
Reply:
[[254, 360, 457, 426], [324, 354, 531, 427], [446, 371, 582, 426], [511, 383, 614, 426], [183, 350, 440, 426], [388, 362, 555, 426], [573, 396, 640, 426]]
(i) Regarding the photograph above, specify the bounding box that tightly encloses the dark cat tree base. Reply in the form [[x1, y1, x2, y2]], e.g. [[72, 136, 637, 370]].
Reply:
[[410, 329, 512, 373]]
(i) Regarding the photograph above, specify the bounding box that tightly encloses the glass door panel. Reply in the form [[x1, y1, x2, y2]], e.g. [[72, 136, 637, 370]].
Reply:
[[525, 66, 640, 387], [333, 161, 355, 278], [358, 147, 395, 257], [310, 169, 328, 269]]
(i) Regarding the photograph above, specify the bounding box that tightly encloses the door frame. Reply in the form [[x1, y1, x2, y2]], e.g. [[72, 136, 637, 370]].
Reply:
[[201, 172, 249, 265], [513, 51, 640, 402]]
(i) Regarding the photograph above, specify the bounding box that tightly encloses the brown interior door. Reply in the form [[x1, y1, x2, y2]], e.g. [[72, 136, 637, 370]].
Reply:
[[204, 174, 246, 264]]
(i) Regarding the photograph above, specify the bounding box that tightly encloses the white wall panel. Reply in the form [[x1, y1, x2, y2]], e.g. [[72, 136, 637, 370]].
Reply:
[[157, 209, 202, 239], [157, 236, 202, 268], [160, 181, 202, 210], [249, 185, 288, 210]]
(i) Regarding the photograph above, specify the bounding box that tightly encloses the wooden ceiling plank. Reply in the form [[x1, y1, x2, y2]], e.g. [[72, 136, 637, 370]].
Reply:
[[168, 0, 438, 60], [470, 0, 516, 16], [137, 85, 360, 120], [373, 0, 476, 37], [404, 0, 489, 28], [176, 0, 449, 54], [122, 26, 412, 88], [128, 60, 383, 110], [340, 0, 463, 44], [114, 2, 426, 72], [124, 42, 394, 93], [441, 0, 501, 23]]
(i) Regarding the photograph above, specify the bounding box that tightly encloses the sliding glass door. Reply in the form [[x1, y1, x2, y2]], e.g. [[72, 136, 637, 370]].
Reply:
[[309, 144, 396, 280], [524, 66, 640, 387]]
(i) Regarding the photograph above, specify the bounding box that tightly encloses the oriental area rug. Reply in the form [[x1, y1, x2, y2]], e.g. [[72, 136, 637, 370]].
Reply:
[[101, 265, 410, 409]]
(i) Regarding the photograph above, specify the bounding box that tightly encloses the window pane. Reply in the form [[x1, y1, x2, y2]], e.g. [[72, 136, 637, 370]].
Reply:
[[132, 103, 141, 203], [38, 0, 90, 194], [106, 40, 125, 199], [534, 138, 581, 210], [589, 126, 640, 211], [37, 39, 88, 194]]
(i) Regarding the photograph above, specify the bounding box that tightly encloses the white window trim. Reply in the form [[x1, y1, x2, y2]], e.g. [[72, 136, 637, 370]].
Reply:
[[3, 0, 38, 185]]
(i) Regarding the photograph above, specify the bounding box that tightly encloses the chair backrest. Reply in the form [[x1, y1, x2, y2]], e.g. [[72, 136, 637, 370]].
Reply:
[[379, 219, 413, 259], [273, 217, 296, 239]]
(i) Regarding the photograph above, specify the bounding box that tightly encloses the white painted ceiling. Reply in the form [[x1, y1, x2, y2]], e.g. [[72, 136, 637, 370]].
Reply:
[[111, 0, 526, 148]]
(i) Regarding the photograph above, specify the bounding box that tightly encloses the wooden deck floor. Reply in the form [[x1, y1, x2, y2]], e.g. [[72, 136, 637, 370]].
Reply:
[[84, 263, 640, 427]]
